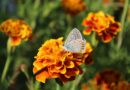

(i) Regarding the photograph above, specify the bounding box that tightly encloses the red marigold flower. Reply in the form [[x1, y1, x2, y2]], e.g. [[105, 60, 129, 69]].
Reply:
[[98, 22, 121, 43], [110, 81, 130, 90], [81, 69, 124, 90], [0, 19, 32, 46], [82, 11, 113, 32], [81, 81, 110, 90], [61, 0, 86, 16], [82, 11, 121, 43], [94, 69, 122, 87], [33, 37, 92, 83]]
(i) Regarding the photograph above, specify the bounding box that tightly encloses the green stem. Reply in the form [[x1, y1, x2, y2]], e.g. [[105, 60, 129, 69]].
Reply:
[[70, 74, 83, 90], [56, 83, 60, 90], [117, 0, 129, 49], [92, 32, 99, 48], [70, 68, 86, 90], [1, 38, 12, 82]]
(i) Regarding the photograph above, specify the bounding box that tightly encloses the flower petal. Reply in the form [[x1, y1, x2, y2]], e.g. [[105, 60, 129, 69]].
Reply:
[[35, 71, 49, 83], [83, 28, 92, 35], [64, 61, 75, 68], [9, 37, 21, 46]]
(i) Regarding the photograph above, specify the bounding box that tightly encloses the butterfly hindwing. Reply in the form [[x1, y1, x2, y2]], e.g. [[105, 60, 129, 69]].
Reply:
[[65, 39, 86, 53]]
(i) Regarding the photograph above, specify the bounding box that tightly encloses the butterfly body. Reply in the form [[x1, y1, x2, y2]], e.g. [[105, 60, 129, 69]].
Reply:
[[63, 28, 86, 53]]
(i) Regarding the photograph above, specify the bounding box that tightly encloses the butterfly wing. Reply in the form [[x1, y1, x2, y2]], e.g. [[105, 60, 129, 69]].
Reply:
[[64, 28, 86, 53], [64, 28, 82, 45], [64, 39, 86, 53]]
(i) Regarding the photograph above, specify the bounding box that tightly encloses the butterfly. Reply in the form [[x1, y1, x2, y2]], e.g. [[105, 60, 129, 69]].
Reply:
[[63, 28, 86, 53]]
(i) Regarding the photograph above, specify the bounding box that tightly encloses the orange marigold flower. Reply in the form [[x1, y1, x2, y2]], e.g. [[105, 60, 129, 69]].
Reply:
[[94, 69, 122, 87], [81, 69, 124, 90], [33, 37, 92, 83], [82, 81, 130, 90], [0, 19, 32, 46], [98, 22, 121, 43], [81, 81, 109, 90], [61, 0, 86, 16], [82, 11, 121, 43], [82, 11, 114, 33], [110, 81, 130, 90]]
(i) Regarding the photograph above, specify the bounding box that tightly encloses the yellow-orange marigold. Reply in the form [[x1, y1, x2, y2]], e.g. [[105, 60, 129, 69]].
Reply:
[[0, 19, 32, 46], [62, 0, 86, 16], [82, 11, 121, 43], [33, 37, 92, 83]]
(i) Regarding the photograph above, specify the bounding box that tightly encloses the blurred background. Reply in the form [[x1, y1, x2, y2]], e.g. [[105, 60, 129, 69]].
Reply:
[[0, 0, 130, 90]]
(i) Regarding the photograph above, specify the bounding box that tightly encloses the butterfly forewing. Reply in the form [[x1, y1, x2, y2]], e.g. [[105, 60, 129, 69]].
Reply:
[[64, 28, 86, 53], [64, 28, 82, 45]]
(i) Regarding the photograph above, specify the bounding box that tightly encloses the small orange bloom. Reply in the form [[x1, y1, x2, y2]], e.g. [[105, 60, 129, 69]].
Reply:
[[82, 11, 121, 43], [33, 38, 92, 83], [62, 0, 86, 16], [110, 81, 130, 90], [81, 81, 109, 90], [0, 19, 32, 46], [81, 80, 130, 90], [94, 69, 122, 88], [81, 69, 124, 90]]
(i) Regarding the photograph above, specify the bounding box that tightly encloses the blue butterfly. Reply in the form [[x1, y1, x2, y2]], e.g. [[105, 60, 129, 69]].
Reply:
[[63, 28, 86, 53]]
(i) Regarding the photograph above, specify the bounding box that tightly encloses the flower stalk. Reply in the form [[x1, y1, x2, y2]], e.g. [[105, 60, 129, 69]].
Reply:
[[70, 74, 83, 90], [117, 0, 129, 49], [1, 38, 12, 82], [56, 84, 60, 90]]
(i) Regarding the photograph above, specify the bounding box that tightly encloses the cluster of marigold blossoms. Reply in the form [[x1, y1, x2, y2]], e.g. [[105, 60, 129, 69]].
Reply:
[[82, 11, 121, 43], [33, 37, 93, 83], [0, 19, 32, 46], [62, 0, 86, 16], [81, 69, 130, 90]]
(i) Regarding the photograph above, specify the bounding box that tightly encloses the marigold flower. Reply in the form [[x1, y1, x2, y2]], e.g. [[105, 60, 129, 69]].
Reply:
[[94, 69, 122, 88], [81, 69, 124, 90], [82, 81, 130, 90], [61, 0, 86, 16], [82, 11, 121, 43], [98, 22, 121, 43], [33, 37, 92, 83], [81, 81, 109, 90], [0, 19, 32, 46], [110, 81, 130, 90]]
